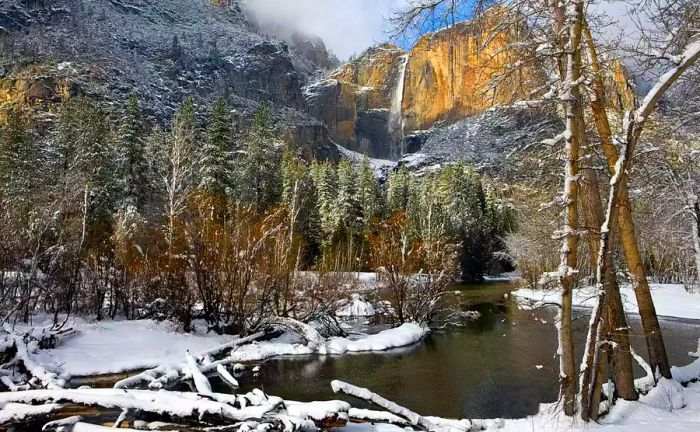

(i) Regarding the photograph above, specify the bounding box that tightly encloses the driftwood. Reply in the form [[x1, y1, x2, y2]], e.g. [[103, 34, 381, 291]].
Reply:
[[264, 317, 325, 347], [330, 380, 497, 432]]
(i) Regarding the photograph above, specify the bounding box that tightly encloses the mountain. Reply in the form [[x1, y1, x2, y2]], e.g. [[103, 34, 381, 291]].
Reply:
[[304, 8, 637, 174], [0, 0, 339, 159], [1, 1, 636, 172], [304, 8, 545, 165]]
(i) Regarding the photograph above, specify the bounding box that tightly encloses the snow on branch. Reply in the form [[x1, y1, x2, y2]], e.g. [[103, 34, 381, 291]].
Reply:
[[636, 38, 700, 123]]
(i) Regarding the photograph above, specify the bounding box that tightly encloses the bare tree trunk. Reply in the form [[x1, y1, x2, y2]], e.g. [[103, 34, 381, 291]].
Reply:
[[556, 0, 584, 416], [577, 113, 636, 419], [692, 198, 700, 288], [582, 21, 672, 380]]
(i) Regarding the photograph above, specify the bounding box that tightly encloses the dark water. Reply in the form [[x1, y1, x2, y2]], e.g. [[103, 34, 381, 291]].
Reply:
[[234, 282, 700, 420]]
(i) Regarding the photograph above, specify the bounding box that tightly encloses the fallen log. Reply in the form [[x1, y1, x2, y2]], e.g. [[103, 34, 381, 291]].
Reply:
[[114, 331, 267, 390], [0, 388, 282, 426], [331, 380, 436, 430]]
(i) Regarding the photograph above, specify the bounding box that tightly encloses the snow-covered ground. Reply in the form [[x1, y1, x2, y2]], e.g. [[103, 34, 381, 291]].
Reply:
[[334, 144, 397, 178], [491, 375, 700, 432], [20, 318, 426, 379], [24, 318, 233, 377], [514, 283, 700, 320]]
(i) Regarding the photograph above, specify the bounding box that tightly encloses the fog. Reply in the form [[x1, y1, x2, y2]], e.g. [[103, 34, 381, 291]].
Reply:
[[241, 0, 407, 60], [241, 0, 648, 66]]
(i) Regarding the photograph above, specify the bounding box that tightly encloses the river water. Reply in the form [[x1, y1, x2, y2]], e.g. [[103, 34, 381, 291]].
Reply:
[[234, 282, 700, 420]]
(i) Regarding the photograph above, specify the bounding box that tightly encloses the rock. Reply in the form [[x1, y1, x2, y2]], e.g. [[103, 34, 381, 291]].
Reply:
[[305, 44, 408, 160], [0, 0, 340, 160], [306, 6, 634, 165]]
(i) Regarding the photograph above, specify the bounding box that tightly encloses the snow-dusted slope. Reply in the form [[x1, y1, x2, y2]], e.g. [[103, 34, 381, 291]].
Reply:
[[0, 0, 340, 159]]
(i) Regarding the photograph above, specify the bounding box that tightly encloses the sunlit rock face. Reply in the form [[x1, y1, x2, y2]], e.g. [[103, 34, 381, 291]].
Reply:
[[306, 8, 542, 161], [402, 8, 540, 133], [305, 44, 408, 160]]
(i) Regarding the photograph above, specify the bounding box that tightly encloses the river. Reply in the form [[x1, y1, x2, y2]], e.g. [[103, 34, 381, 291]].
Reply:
[[228, 282, 700, 419]]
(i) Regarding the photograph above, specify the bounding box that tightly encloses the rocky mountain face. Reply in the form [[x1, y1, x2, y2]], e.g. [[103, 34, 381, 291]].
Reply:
[[305, 8, 543, 164], [0, 0, 340, 159], [1, 2, 636, 172], [305, 44, 408, 160]]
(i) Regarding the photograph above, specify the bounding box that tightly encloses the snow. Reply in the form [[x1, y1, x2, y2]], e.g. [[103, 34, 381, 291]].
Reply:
[[18, 316, 427, 380], [514, 283, 700, 320], [185, 350, 213, 395], [331, 380, 436, 430], [335, 144, 397, 178], [28, 319, 232, 377], [0, 388, 278, 422], [231, 323, 426, 359], [336, 294, 376, 318], [319, 323, 427, 355], [0, 402, 62, 424], [217, 363, 240, 388], [285, 400, 351, 422]]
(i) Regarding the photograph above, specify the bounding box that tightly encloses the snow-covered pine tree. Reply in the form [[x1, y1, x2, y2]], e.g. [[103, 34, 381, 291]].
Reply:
[[161, 97, 198, 331], [355, 155, 382, 228], [199, 97, 233, 198], [116, 93, 149, 212], [68, 97, 116, 256], [238, 106, 281, 210], [336, 158, 361, 236], [310, 160, 338, 248], [386, 167, 411, 213], [0, 109, 40, 215]]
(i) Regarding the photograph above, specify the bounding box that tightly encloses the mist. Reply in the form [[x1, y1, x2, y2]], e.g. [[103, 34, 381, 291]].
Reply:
[[241, 0, 407, 60]]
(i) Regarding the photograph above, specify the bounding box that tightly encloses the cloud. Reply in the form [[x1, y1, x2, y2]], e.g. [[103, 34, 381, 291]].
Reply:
[[241, 0, 408, 60]]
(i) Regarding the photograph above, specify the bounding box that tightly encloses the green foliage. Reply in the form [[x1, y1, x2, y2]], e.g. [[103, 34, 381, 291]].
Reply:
[[236, 106, 281, 210], [199, 97, 232, 197], [356, 155, 382, 228], [0, 94, 514, 323], [386, 167, 413, 213], [0, 109, 40, 208], [117, 93, 150, 211]]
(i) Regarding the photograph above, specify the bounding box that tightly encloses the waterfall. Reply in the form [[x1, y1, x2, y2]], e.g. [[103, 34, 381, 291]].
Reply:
[[390, 54, 408, 159]]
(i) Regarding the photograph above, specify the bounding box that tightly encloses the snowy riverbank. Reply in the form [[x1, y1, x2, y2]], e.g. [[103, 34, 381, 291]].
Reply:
[[16, 318, 427, 379], [514, 283, 700, 321]]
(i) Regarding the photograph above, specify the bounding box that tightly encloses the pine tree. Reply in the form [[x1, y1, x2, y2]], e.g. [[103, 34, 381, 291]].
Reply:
[[355, 155, 382, 228], [336, 158, 361, 234], [386, 167, 411, 213], [116, 93, 149, 212], [72, 98, 116, 255], [199, 97, 232, 197], [0, 109, 39, 209], [310, 160, 338, 247], [238, 106, 280, 210]]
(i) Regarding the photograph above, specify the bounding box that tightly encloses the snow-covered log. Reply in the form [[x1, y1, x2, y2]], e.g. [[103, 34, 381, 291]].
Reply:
[[0, 328, 72, 391], [0, 401, 63, 425], [217, 364, 240, 389], [0, 388, 283, 425], [265, 317, 325, 348], [331, 380, 436, 430], [185, 350, 213, 395], [285, 400, 350, 428], [348, 408, 411, 426], [46, 421, 141, 432], [114, 331, 267, 390]]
